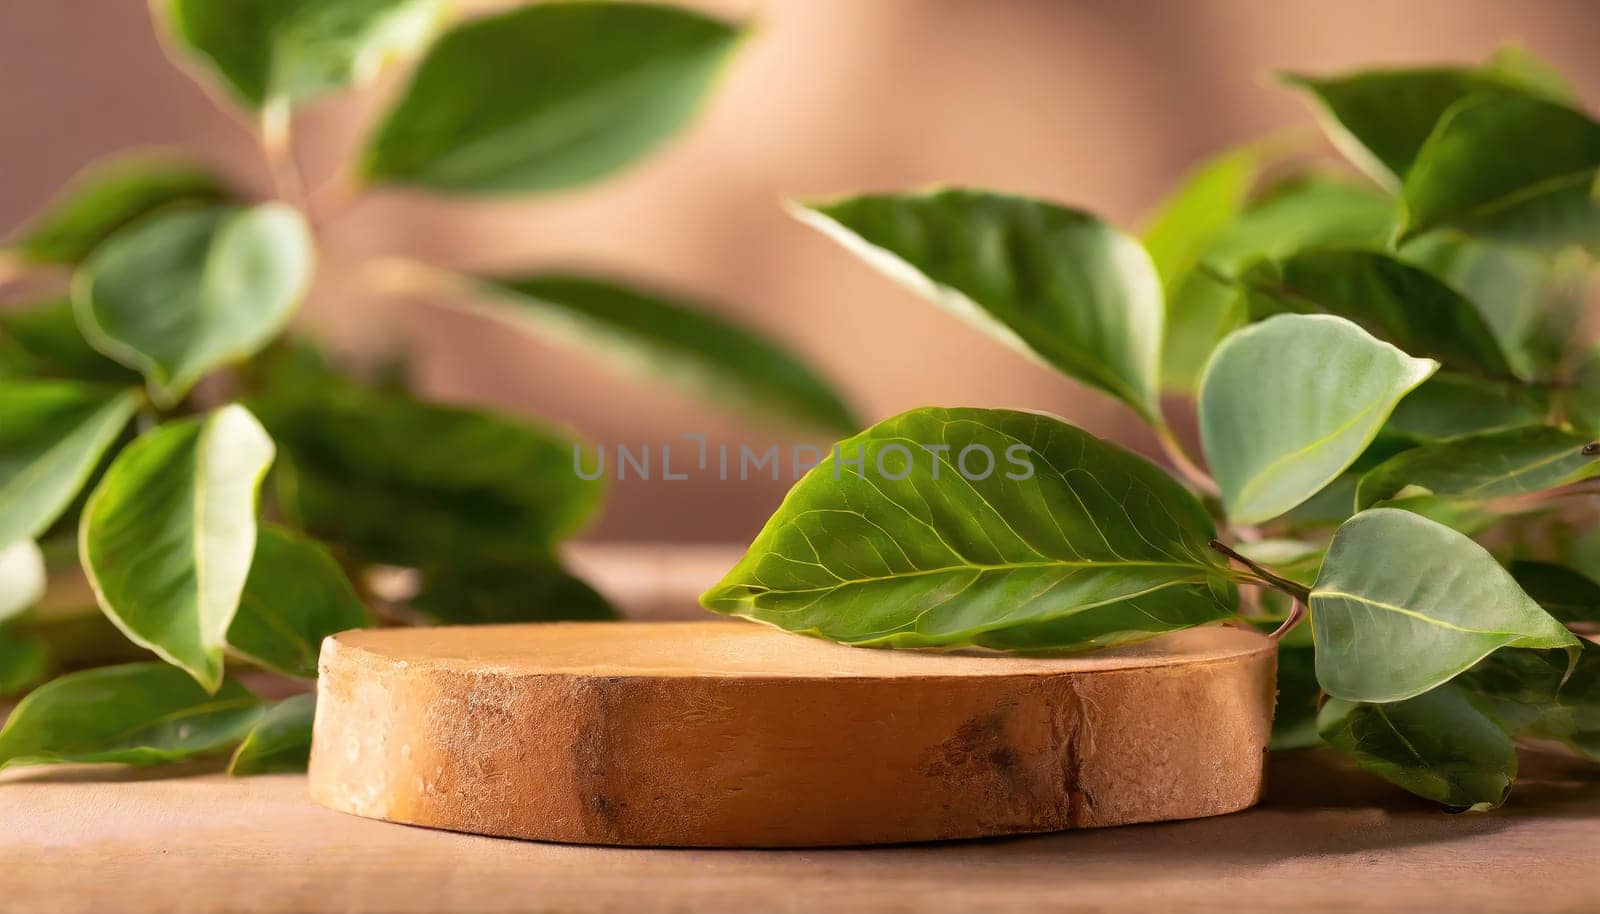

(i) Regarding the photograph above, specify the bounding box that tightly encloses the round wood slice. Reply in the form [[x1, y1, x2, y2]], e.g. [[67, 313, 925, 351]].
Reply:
[[308, 621, 1276, 847]]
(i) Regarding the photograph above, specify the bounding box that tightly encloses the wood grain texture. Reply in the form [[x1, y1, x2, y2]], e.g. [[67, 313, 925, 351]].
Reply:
[[308, 621, 1276, 846], [1, 750, 1596, 914]]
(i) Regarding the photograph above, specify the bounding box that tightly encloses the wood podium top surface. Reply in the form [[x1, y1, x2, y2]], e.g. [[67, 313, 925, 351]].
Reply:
[[4, 749, 1596, 914]]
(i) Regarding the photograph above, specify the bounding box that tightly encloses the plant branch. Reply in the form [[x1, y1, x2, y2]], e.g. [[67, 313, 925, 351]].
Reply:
[[1268, 598, 1308, 641], [1153, 421, 1219, 497], [1208, 538, 1312, 603], [260, 102, 307, 208]]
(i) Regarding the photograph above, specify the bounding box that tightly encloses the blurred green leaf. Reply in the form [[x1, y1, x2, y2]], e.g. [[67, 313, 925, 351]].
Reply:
[[362, 2, 742, 193], [1509, 561, 1600, 625], [5, 154, 227, 265], [1402, 92, 1600, 249], [1310, 508, 1578, 703], [1567, 343, 1600, 435], [1199, 314, 1436, 524], [794, 190, 1165, 423], [0, 663, 261, 771], [0, 382, 139, 547], [1142, 144, 1260, 291], [0, 299, 143, 383], [1384, 373, 1549, 443], [74, 204, 314, 407], [0, 628, 49, 696], [254, 389, 601, 567], [81, 406, 275, 692], [228, 692, 315, 775], [1241, 249, 1512, 378], [414, 558, 616, 625], [1355, 426, 1600, 510], [1318, 686, 1516, 810], [1162, 177, 1397, 391], [1271, 643, 1322, 751], [227, 526, 369, 678], [477, 274, 858, 434], [160, 0, 445, 111]]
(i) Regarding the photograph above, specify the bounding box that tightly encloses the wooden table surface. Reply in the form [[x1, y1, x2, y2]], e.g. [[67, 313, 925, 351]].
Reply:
[[5, 748, 1597, 914]]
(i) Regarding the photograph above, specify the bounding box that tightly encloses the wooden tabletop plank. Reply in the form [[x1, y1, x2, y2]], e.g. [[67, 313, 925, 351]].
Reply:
[[4, 749, 1596, 914]]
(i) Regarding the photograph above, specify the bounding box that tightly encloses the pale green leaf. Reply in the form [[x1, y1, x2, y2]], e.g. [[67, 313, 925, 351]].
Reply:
[[228, 692, 314, 775], [0, 382, 139, 547], [1356, 426, 1600, 510], [160, 0, 445, 110], [1141, 144, 1260, 292], [475, 274, 858, 434], [1310, 508, 1578, 703], [0, 662, 261, 771], [0, 540, 46, 623], [73, 204, 315, 407], [80, 405, 276, 692], [703, 407, 1237, 651], [794, 191, 1164, 422], [227, 526, 369, 678], [362, 2, 742, 193], [1199, 314, 1437, 524]]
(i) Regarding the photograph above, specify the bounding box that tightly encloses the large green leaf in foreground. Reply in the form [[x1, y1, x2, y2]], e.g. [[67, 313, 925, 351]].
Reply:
[[74, 204, 314, 407], [476, 274, 858, 434], [0, 663, 261, 771], [362, 2, 741, 193], [1310, 508, 1578, 703], [229, 692, 315, 775], [703, 407, 1237, 650], [1199, 314, 1437, 524], [1318, 686, 1517, 810], [0, 382, 138, 547], [80, 406, 275, 692], [794, 191, 1165, 422]]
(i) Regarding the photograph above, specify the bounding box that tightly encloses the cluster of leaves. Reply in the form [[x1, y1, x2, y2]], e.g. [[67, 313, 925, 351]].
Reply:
[[0, 1, 854, 776], [706, 46, 1600, 810]]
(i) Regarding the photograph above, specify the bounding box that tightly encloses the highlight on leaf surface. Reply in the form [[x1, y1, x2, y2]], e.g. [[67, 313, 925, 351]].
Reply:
[[362, 1, 743, 193], [1198, 314, 1437, 524], [793, 191, 1165, 423], [702, 406, 1238, 651], [80, 405, 276, 693], [1309, 508, 1579, 704]]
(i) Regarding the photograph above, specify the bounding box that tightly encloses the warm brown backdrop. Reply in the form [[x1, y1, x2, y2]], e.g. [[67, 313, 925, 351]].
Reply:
[[4, 0, 1599, 542]]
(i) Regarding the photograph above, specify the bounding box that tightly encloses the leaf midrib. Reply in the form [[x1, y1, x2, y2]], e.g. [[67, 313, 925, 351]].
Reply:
[[740, 558, 1222, 597], [1312, 588, 1525, 637]]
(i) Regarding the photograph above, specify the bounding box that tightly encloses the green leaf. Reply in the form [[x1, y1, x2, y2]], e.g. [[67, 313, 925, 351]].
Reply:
[[1283, 66, 1544, 188], [1522, 642, 1600, 760], [1383, 373, 1549, 443], [1318, 686, 1516, 810], [0, 382, 140, 547], [227, 526, 369, 678], [1142, 144, 1261, 292], [1240, 249, 1512, 378], [362, 2, 742, 193], [1355, 426, 1600, 510], [1199, 314, 1437, 524], [0, 540, 47, 622], [0, 629, 49, 695], [1509, 561, 1600, 625], [161, 0, 445, 111], [1402, 92, 1600, 249], [1483, 43, 1576, 102], [475, 274, 858, 434], [414, 559, 616, 625], [0, 299, 143, 383], [73, 204, 314, 408], [1161, 177, 1397, 392], [0, 662, 261, 771], [794, 191, 1164, 422], [80, 405, 276, 692], [5, 154, 227, 264], [1309, 508, 1578, 703], [702, 406, 1237, 651], [1271, 643, 1323, 750], [1456, 647, 1571, 733], [228, 692, 315, 775], [253, 389, 600, 567]]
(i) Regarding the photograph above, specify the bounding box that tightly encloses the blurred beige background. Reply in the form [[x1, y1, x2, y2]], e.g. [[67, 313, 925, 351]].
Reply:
[[4, 0, 1599, 542]]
